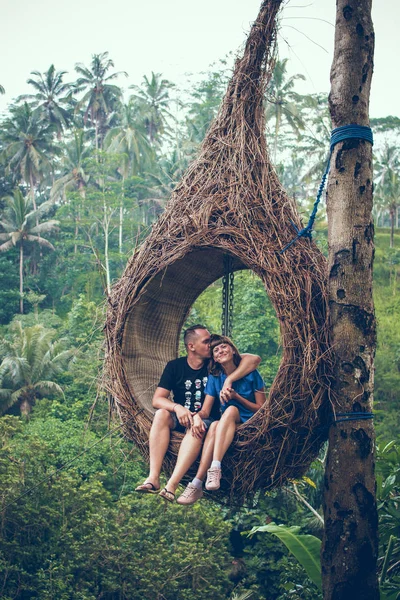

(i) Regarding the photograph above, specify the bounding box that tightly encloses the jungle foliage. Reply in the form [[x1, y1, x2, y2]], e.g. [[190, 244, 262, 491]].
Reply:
[[0, 53, 399, 599]]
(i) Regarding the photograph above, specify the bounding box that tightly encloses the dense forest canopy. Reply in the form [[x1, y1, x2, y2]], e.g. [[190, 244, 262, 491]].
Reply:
[[0, 43, 399, 599]]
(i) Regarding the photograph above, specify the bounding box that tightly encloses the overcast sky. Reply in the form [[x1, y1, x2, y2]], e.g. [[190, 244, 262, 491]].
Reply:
[[1, 0, 397, 118]]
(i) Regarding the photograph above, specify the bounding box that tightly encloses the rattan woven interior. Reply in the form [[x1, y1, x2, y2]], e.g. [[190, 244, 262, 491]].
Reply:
[[104, 0, 333, 502]]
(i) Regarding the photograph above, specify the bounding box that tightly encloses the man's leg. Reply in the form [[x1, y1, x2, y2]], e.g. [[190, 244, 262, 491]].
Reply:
[[136, 408, 174, 491], [164, 429, 204, 495]]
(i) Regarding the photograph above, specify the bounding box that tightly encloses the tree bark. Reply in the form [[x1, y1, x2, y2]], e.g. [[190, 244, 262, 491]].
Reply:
[[390, 206, 394, 248], [19, 244, 24, 314], [322, 1, 379, 599]]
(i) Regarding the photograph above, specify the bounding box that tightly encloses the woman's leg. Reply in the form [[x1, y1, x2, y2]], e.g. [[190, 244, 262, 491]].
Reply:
[[176, 421, 219, 505], [195, 420, 218, 481], [212, 406, 241, 463], [206, 406, 240, 491]]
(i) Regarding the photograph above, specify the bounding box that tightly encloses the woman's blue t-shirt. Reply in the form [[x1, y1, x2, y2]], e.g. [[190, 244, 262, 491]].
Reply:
[[204, 369, 264, 423]]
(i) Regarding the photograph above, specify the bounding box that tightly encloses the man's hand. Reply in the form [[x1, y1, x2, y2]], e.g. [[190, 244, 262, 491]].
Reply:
[[220, 387, 237, 404], [174, 405, 193, 429], [191, 413, 206, 439]]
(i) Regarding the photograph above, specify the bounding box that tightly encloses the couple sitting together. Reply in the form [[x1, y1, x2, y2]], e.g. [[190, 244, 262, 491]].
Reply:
[[135, 324, 266, 505]]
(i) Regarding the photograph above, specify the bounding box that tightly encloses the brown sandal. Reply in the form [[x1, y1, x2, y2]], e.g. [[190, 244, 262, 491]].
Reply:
[[159, 488, 175, 503], [135, 482, 160, 494]]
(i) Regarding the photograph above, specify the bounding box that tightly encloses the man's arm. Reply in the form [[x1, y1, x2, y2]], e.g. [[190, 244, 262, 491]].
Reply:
[[152, 386, 174, 411], [192, 394, 215, 438], [222, 353, 261, 390], [196, 394, 215, 420], [152, 387, 193, 429]]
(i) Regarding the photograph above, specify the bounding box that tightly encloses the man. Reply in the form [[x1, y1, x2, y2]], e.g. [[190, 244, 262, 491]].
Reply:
[[135, 324, 260, 502]]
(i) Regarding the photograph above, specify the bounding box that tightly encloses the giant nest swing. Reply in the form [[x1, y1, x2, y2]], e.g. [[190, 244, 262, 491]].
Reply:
[[104, 0, 333, 503]]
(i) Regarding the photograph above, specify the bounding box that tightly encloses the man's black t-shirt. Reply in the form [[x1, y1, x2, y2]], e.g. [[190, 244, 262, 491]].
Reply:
[[158, 357, 220, 420]]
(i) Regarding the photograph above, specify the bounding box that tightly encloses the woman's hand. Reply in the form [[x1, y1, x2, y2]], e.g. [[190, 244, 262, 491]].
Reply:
[[191, 413, 206, 438], [220, 387, 237, 404], [174, 404, 194, 429]]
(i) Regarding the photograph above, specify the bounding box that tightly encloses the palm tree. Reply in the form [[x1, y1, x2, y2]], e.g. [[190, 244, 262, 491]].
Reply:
[[104, 101, 153, 252], [0, 85, 5, 94], [0, 321, 74, 416], [0, 189, 59, 313], [18, 64, 73, 139], [104, 101, 152, 175], [74, 52, 127, 151], [50, 129, 91, 202], [1, 103, 59, 209], [50, 129, 92, 252], [129, 72, 174, 144], [265, 58, 306, 160], [186, 64, 229, 144], [297, 93, 331, 182], [375, 145, 400, 247]]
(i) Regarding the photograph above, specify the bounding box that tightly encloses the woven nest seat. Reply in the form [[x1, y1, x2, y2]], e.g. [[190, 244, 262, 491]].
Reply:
[[104, 0, 333, 502]]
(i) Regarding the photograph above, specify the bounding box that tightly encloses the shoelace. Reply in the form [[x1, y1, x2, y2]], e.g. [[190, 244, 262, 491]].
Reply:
[[182, 484, 198, 498], [208, 468, 220, 483]]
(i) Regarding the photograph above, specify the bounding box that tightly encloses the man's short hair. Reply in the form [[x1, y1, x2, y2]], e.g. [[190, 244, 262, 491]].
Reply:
[[183, 324, 208, 349]]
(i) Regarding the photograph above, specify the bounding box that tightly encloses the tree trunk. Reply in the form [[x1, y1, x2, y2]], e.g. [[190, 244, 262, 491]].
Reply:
[[103, 200, 111, 296], [390, 206, 394, 248], [322, 1, 379, 599], [119, 178, 125, 254], [19, 244, 24, 314], [20, 397, 32, 417]]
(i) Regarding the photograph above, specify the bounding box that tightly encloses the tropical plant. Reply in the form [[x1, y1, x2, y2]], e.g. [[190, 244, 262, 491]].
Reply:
[[249, 523, 322, 591], [50, 129, 91, 202], [19, 64, 73, 138], [0, 189, 59, 312], [375, 145, 400, 247], [129, 71, 174, 144], [296, 93, 331, 184], [74, 52, 127, 151], [265, 58, 306, 160], [104, 102, 154, 250], [1, 103, 59, 208], [0, 321, 74, 416], [104, 100, 152, 176], [186, 61, 230, 143]]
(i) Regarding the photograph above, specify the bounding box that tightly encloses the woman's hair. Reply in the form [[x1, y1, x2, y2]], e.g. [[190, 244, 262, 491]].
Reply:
[[208, 334, 242, 376]]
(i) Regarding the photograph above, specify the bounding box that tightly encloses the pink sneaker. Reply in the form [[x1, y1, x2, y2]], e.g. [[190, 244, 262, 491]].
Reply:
[[176, 483, 203, 505], [205, 467, 222, 491]]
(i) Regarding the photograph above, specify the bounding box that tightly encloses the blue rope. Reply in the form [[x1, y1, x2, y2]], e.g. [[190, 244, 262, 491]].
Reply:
[[334, 411, 374, 424], [280, 124, 374, 254]]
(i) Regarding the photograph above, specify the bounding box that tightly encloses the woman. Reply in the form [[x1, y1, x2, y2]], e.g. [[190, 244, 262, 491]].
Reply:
[[204, 334, 266, 492]]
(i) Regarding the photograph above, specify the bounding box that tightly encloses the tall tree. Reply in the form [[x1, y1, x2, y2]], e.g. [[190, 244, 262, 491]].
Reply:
[[0, 189, 59, 313], [104, 101, 152, 252], [50, 129, 91, 202], [322, 2, 379, 599], [129, 72, 174, 144], [265, 58, 305, 160], [74, 52, 127, 151], [1, 104, 58, 209], [375, 144, 400, 247], [0, 322, 74, 416], [186, 63, 229, 144], [19, 64, 73, 138]]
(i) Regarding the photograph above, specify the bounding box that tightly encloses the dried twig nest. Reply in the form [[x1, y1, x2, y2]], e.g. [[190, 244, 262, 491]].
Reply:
[[104, 0, 333, 503]]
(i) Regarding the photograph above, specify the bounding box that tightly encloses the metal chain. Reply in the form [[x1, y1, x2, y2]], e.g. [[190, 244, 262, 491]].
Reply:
[[221, 255, 234, 337]]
